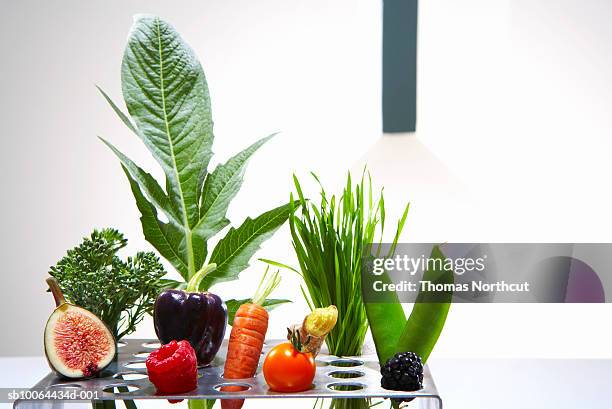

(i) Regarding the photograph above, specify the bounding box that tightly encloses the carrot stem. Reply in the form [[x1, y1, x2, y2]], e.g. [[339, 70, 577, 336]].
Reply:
[[251, 267, 281, 306]]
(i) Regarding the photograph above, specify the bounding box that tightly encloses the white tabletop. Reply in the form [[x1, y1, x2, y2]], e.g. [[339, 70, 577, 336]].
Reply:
[[2, 357, 611, 408], [429, 358, 612, 409]]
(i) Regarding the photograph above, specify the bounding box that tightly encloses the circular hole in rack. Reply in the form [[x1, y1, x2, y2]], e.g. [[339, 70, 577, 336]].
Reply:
[[142, 341, 161, 349], [327, 370, 365, 379], [327, 382, 366, 392], [134, 351, 150, 358], [124, 361, 147, 370], [49, 383, 82, 389], [113, 372, 148, 381], [103, 384, 140, 394], [213, 383, 252, 393], [329, 359, 364, 367]]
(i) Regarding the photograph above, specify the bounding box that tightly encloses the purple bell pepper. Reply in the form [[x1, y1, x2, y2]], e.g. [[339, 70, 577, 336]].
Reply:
[[154, 264, 227, 366]]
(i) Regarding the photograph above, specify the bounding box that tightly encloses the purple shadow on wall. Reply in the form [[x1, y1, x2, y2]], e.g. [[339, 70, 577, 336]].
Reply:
[[532, 256, 605, 303]]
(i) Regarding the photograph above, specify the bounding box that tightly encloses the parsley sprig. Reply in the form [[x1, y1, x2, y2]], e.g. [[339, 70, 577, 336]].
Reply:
[[49, 228, 166, 339]]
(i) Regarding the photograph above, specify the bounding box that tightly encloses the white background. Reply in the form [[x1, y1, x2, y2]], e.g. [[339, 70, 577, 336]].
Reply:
[[1, 0, 612, 366]]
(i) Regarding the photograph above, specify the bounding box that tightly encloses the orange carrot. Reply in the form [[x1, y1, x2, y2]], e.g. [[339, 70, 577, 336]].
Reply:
[[221, 269, 280, 409]]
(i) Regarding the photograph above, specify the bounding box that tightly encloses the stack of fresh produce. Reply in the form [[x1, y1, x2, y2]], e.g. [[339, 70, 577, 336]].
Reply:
[[38, 12, 454, 409], [48, 228, 166, 340], [96, 14, 296, 409], [283, 172, 406, 408], [99, 13, 293, 329], [145, 269, 337, 406], [286, 172, 452, 408], [45, 228, 166, 409]]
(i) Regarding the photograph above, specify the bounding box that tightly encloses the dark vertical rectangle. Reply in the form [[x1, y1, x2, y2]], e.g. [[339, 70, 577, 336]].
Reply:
[[383, 0, 418, 133]]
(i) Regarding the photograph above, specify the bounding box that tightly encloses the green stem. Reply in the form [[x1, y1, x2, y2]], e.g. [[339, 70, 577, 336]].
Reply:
[[115, 374, 137, 409], [91, 401, 105, 409], [188, 399, 216, 409], [185, 263, 217, 292], [123, 398, 137, 409], [186, 230, 196, 278], [330, 398, 372, 409], [91, 400, 116, 409]]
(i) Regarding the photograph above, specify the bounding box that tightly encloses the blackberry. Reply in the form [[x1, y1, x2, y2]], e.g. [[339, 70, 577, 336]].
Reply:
[[380, 351, 423, 392]]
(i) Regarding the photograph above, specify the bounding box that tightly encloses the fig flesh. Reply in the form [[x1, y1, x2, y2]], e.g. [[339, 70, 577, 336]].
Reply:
[[44, 278, 116, 379]]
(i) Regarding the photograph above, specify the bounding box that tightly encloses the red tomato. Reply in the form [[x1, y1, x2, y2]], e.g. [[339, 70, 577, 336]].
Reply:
[[263, 341, 316, 392]]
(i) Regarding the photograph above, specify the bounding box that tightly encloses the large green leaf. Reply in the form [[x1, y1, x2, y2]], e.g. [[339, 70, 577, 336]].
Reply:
[[203, 203, 294, 289], [99, 137, 181, 226], [122, 15, 214, 230], [102, 15, 289, 292], [193, 134, 275, 243], [97, 86, 138, 135], [123, 166, 190, 278], [225, 298, 292, 324]]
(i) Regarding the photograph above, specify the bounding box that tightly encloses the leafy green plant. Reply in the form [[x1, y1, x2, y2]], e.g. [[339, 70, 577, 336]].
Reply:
[[98, 15, 293, 305], [285, 171, 408, 409], [49, 228, 165, 339], [289, 171, 408, 357]]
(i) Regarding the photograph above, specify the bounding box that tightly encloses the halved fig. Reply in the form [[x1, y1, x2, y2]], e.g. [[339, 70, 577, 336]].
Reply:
[[44, 278, 116, 379]]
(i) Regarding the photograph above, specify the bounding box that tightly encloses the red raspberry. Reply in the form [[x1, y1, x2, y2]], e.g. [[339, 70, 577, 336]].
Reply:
[[146, 340, 198, 396]]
